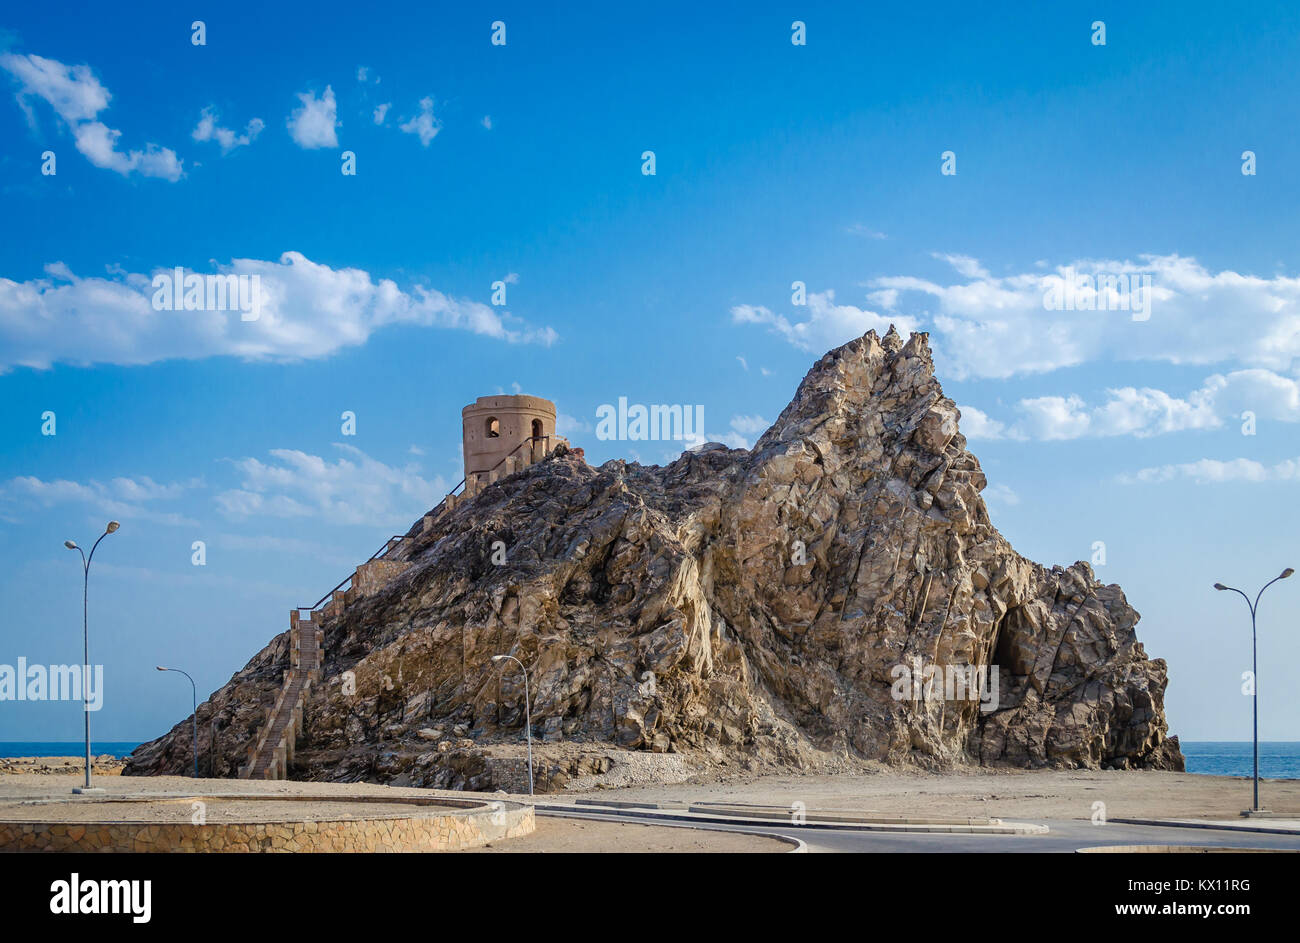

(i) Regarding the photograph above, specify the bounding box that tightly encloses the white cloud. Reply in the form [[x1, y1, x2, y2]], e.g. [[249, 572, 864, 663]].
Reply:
[[192, 107, 264, 153], [0, 474, 201, 526], [1119, 457, 1300, 485], [932, 253, 989, 279], [215, 444, 448, 527], [729, 414, 769, 437], [846, 224, 887, 239], [691, 415, 772, 450], [963, 369, 1300, 441], [739, 255, 1300, 382], [356, 66, 369, 83], [287, 86, 338, 149], [736, 355, 748, 371], [0, 251, 559, 372], [556, 413, 593, 436], [0, 52, 182, 180], [957, 404, 1011, 441], [399, 96, 440, 146], [373, 102, 390, 125], [481, 115, 492, 130], [981, 483, 1020, 507], [731, 289, 920, 354]]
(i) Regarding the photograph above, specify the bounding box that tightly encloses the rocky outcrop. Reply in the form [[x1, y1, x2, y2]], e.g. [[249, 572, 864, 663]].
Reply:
[[126, 328, 1182, 785]]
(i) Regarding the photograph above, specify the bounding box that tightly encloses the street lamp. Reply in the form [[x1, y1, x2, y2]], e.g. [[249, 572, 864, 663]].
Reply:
[[1214, 567, 1293, 813], [156, 666, 199, 778], [491, 654, 533, 795], [64, 520, 120, 794]]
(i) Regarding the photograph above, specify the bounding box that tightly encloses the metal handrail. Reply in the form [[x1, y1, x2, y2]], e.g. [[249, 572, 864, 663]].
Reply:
[[294, 436, 558, 617], [298, 534, 406, 613]]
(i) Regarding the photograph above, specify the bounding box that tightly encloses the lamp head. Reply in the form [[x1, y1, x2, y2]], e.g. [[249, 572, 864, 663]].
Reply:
[[105, 521, 120, 534], [156, 666, 166, 672], [492, 655, 506, 663], [1213, 583, 1228, 591], [1281, 568, 1295, 579], [64, 540, 78, 550]]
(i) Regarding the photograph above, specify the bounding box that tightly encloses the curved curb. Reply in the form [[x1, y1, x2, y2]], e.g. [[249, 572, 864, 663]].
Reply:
[[545, 801, 1047, 835], [537, 807, 806, 852], [1109, 816, 1300, 837]]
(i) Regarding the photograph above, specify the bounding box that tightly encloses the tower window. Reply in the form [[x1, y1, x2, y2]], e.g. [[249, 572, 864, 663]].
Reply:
[[532, 418, 543, 439], [486, 417, 500, 438]]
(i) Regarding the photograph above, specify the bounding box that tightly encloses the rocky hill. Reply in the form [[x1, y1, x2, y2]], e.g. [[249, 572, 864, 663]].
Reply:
[[125, 328, 1183, 788]]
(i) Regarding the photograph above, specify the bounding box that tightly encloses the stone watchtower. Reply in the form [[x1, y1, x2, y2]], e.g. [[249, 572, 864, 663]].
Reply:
[[460, 394, 567, 498]]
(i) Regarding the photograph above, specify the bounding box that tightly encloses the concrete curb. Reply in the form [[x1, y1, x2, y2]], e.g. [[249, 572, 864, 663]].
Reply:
[[538, 806, 807, 852], [539, 801, 1047, 835], [1110, 816, 1300, 837]]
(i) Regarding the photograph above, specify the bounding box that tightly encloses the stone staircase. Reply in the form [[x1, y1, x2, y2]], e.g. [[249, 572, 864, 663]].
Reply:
[[239, 613, 321, 779], [237, 433, 570, 780]]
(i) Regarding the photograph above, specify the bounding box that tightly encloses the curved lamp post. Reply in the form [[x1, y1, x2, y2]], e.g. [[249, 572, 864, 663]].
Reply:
[[156, 666, 199, 778], [64, 521, 119, 794], [491, 654, 533, 795], [1214, 567, 1293, 812]]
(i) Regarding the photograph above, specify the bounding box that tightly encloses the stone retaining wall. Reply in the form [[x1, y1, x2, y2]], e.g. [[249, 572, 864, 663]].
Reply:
[[0, 798, 533, 853]]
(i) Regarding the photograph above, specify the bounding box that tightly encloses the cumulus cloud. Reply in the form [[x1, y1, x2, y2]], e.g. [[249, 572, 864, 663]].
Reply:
[[731, 289, 920, 354], [287, 86, 338, 149], [215, 444, 447, 527], [962, 369, 1300, 441], [399, 97, 440, 146], [1119, 457, 1300, 485], [0, 251, 559, 372], [981, 483, 1020, 507], [192, 107, 264, 153], [556, 413, 593, 436], [690, 415, 771, 450], [373, 102, 390, 125], [957, 404, 1011, 441], [0, 474, 201, 526], [0, 51, 182, 180], [736, 255, 1300, 382]]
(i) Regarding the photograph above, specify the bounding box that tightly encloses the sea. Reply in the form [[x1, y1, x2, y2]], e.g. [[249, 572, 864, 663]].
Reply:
[[1, 740, 1297, 778], [1, 741, 141, 759]]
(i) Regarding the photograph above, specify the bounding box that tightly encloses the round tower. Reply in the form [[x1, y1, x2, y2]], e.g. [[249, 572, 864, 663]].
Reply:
[[461, 394, 558, 491]]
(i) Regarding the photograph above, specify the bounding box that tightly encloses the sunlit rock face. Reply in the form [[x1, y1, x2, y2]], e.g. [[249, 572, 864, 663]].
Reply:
[[126, 328, 1182, 785]]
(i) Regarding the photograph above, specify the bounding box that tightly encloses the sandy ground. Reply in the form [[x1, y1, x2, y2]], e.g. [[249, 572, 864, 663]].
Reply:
[[4, 761, 1296, 825], [464, 816, 791, 853], [555, 768, 1300, 821]]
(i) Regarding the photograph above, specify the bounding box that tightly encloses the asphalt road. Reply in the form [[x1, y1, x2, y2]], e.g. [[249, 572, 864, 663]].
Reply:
[[539, 808, 1300, 853]]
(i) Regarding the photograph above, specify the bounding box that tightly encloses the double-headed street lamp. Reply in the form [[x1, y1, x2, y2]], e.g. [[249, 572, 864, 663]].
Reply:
[[156, 666, 199, 778], [491, 654, 533, 795], [64, 521, 120, 795], [1214, 567, 1294, 813]]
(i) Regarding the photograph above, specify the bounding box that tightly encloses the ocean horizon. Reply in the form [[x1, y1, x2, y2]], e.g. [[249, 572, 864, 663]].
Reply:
[[3, 740, 1297, 779]]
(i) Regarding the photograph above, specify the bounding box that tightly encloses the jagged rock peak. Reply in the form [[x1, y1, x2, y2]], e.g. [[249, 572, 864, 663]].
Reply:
[[124, 330, 1182, 787]]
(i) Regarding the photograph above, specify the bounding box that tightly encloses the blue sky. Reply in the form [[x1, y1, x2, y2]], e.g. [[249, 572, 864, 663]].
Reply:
[[1, 2, 1297, 744]]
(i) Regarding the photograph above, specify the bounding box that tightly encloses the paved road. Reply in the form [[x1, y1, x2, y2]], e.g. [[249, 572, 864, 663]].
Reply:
[[539, 808, 1300, 853]]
